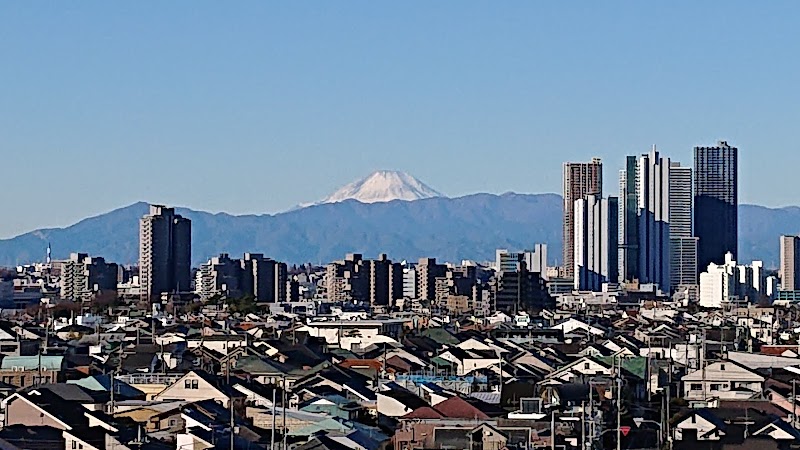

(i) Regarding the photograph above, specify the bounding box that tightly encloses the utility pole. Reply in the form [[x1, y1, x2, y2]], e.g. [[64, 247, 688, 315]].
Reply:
[[110, 369, 114, 413], [271, 384, 276, 450], [282, 375, 287, 450], [581, 400, 585, 450], [616, 356, 621, 450], [793, 379, 797, 429]]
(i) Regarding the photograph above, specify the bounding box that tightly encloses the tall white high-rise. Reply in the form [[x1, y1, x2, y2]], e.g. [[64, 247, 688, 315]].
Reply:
[[637, 147, 671, 292], [574, 194, 619, 291], [139, 205, 192, 302], [668, 163, 698, 291]]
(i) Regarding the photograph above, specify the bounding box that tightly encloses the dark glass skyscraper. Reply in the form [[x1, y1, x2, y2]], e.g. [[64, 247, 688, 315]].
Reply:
[[694, 141, 738, 274]]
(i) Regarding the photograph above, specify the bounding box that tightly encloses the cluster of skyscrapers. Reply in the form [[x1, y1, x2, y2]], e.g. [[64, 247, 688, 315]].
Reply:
[[564, 141, 739, 295]]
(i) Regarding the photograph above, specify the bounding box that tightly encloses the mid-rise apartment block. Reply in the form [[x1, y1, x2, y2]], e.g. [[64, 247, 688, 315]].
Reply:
[[196, 253, 287, 302], [699, 252, 767, 308], [416, 258, 447, 301], [325, 253, 403, 307], [60, 253, 118, 302]]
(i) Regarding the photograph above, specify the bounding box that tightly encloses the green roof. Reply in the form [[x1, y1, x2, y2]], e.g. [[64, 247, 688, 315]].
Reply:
[[597, 356, 647, 380], [289, 418, 354, 436], [419, 327, 459, 345], [430, 356, 455, 368], [0, 356, 63, 371]]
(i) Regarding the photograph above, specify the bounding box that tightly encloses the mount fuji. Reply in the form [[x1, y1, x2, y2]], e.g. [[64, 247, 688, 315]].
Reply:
[[316, 170, 443, 205]]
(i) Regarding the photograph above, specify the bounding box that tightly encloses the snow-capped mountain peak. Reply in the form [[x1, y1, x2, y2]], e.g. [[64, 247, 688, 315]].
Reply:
[[319, 170, 443, 205]]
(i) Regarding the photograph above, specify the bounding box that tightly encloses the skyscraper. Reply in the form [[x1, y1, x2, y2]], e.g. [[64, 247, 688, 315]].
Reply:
[[694, 141, 738, 274], [139, 205, 192, 301], [637, 147, 670, 292], [563, 158, 603, 279], [780, 235, 800, 291], [573, 194, 618, 291], [618, 155, 639, 283], [668, 162, 698, 290]]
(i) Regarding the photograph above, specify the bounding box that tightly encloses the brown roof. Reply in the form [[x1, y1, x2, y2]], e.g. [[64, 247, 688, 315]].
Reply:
[[434, 396, 490, 420], [760, 346, 799, 356], [402, 396, 492, 420], [403, 406, 444, 419], [338, 359, 383, 370], [717, 400, 788, 418]]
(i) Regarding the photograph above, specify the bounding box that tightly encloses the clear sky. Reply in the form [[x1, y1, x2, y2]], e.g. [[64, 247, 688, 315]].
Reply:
[[1, 2, 799, 238]]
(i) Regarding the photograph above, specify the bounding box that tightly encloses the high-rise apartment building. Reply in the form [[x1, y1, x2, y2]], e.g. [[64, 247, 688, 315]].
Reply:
[[637, 147, 670, 292], [139, 205, 192, 301], [668, 163, 698, 291], [618, 156, 639, 283], [60, 253, 118, 302], [694, 141, 738, 274], [563, 158, 603, 278], [573, 195, 618, 291], [780, 235, 800, 291]]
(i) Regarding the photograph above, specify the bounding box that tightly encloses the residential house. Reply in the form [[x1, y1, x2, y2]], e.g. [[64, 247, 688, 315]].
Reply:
[[682, 361, 765, 401]]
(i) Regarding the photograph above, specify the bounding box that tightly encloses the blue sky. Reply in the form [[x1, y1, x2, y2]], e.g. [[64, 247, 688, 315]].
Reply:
[[1, 2, 799, 238]]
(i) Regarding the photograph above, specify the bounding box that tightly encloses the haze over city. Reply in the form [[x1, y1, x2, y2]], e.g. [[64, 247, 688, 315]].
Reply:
[[3, 2, 800, 238]]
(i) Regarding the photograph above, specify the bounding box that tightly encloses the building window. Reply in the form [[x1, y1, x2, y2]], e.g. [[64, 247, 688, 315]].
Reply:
[[184, 380, 191, 389], [710, 384, 721, 391], [72, 441, 77, 450], [584, 363, 590, 370], [191, 380, 198, 389], [720, 364, 726, 371], [690, 383, 702, 391]]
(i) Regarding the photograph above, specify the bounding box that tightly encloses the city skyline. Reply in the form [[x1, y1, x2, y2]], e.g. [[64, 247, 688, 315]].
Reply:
[[3, 2, 800, 237]]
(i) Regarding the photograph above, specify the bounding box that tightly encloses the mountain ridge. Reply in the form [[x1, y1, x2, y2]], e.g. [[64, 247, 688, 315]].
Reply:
[[0, 194, 797, 268]]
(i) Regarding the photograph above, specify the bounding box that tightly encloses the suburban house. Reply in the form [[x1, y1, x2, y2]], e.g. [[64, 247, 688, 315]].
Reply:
[[153, 370, 244, 408], [682, 361, 765, 401], [437, 347, 500, 376]]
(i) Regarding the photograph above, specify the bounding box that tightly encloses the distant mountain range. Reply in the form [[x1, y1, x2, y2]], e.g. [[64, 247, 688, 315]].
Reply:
[[0, 171, 798, 268], [0, 195, 797, 269]]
